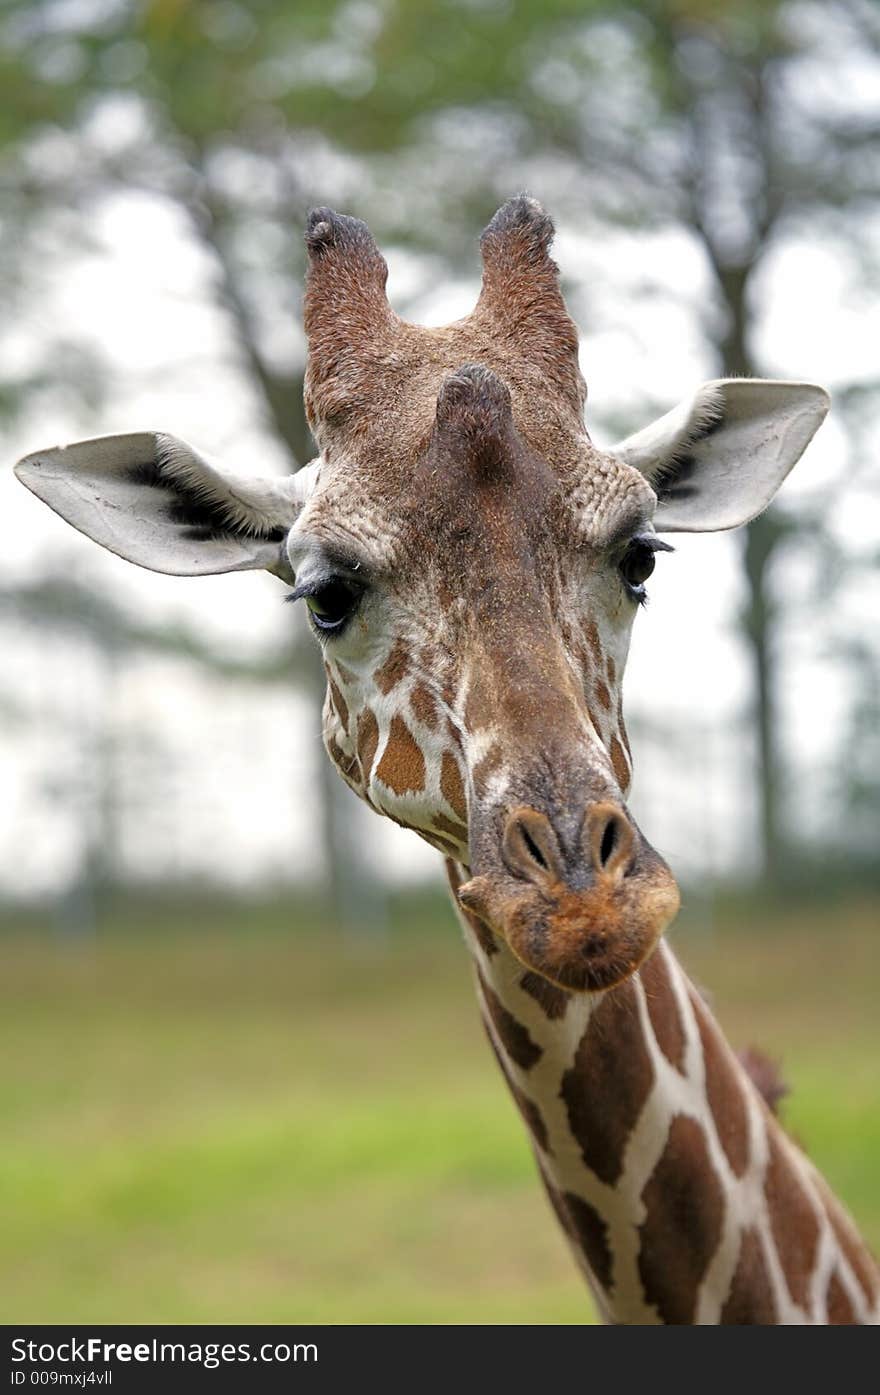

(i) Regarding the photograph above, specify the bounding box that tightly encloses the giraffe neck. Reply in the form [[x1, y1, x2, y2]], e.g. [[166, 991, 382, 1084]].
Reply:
[[446, 862, 880, 1325]]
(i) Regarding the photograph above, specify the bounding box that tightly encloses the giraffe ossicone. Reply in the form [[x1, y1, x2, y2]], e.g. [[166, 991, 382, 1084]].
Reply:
[[15, 195, 877, 1324]]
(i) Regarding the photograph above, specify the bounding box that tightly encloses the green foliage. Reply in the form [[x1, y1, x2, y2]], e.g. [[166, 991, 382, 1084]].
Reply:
[[0, 916, 591, 1322], [0, 899, 878, 1322]]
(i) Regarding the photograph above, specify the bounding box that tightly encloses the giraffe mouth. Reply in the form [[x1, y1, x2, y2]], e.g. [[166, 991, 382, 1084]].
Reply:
[[457, 803, 681, 992], [458, 870, 680, 992]]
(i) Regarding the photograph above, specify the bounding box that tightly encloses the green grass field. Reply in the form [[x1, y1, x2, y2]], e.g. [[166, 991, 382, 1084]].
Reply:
[[1, 893, 878, 1323]]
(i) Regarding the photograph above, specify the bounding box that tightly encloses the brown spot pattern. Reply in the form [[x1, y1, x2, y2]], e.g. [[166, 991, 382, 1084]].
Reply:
[[564, 1192, 613, 1291], [610, 734, 630, 791], [569, 632, 589, 676], [464, 906, 498, 956], [478, 970, 542, 1071], [825, 1270, 857, 1325], [374, 640, 409, 694], [606, 655, 617, 685], [328, 675, 349, 730], [638, 1114, 725, 1324], [327, 734, 358, 782], [584, 619, 603, 669], [356, 708, 379, 782], [640, 947, 686, 1072], [763, 1128, 820, 1311], [445, 858, 497, 955], [821, 1184, 880, 1309], [536, 1164, 614, 1297], [410, 682, 437, 727], [484, 1025, 551, 1153], [518, 970, 570, 1021], [595, 679, 612, 711], [515, 1090, 551, 1154], [618, 706, 632, 761], [719, 1228, 777, 1324], [560, 978, 654, 1186], [690, 991, 750, 1177], [433, 813, 468, 845], [427, 832, 459, 856], [375, 715, 426, 794], [540, 1172, 576, 1241], [441, 751, 467, 820]]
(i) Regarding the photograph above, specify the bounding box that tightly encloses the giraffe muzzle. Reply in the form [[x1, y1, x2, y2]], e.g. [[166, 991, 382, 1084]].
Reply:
[[458, 802, 681, 992]]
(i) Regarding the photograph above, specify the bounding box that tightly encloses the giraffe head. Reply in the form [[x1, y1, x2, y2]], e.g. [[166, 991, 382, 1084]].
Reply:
[[14, 197, 829, 993]]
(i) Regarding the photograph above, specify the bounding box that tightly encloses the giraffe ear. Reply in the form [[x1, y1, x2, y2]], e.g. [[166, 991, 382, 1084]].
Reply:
[[14, 432, 319, 580], [611, 379, 830, 532]]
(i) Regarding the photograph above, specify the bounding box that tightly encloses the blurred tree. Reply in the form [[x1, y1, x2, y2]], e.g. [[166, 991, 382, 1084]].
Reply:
[[1, 0, 878, 892], [838, 640, 880, 869], [0, 573, 307, 920]]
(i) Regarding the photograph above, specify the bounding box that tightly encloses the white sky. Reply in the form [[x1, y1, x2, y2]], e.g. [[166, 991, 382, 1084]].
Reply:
[[1, 189, 878, 898]]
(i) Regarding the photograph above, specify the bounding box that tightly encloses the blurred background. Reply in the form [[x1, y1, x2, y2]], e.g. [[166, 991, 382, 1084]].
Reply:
[[1, 0, 878, 1323]]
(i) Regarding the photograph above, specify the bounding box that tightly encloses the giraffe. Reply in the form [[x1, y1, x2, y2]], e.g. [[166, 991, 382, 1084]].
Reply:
[[14, 196, 879, 1325]]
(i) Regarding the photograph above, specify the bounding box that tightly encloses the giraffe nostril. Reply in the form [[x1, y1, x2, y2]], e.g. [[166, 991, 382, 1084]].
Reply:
[[502, 808, 563, 886], [503, 803, 640, 890], [585, 803, 638, 880], [599, 817, 619, 869], [521, 825, 549, 871]]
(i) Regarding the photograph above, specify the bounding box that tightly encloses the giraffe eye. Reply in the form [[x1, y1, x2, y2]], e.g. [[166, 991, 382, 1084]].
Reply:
[[619, 539, 657, 599], [305, 580, 362, 634]]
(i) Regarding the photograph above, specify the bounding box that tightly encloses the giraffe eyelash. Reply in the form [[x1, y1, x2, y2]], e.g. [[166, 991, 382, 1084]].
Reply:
[[627, 534, 675, 556], [285, 576, 364, 635], [619, 535, 673, 605]]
